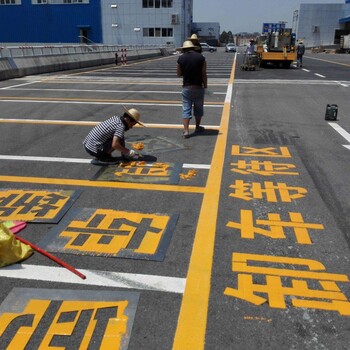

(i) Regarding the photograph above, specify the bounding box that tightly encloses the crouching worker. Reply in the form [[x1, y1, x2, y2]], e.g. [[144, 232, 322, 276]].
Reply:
[[83, 107, 144, 164]]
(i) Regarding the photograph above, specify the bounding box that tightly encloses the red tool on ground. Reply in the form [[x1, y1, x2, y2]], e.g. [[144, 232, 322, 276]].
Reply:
[[7, 220, 86, 280]]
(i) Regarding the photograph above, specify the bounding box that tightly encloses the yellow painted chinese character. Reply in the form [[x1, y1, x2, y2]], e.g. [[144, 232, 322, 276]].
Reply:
[[229, 180, 307, 202], [224, 253, 350, 315], [114, 163, 170, 177], [230, 160, 299, 176], [231, 145, 292, 158], [226, 210, 324, 244], [61, 209, 166, 255]]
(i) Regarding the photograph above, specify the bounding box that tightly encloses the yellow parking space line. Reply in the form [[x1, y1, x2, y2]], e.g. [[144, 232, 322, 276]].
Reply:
[[173, 55, 237, 349], [0, 175, 205, 194]]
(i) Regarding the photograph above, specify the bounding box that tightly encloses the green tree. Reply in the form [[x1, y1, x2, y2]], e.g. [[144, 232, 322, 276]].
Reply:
[[220, 31, 234, 44]]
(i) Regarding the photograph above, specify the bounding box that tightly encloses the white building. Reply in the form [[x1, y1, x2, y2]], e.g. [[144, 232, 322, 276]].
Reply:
[[101, 0, 193, 48], [294, 0, 350, 47]]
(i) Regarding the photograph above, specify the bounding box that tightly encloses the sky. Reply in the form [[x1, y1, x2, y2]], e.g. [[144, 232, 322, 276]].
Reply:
[[193, 0, 345, 33]]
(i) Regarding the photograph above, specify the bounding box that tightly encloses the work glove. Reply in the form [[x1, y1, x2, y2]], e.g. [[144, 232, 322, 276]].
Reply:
[[128, 149, 142, 159]]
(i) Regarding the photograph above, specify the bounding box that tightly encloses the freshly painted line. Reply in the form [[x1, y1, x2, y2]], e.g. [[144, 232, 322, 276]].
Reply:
[[0, 117, 220, 130], [173, 49, 236, 350], [314, 73, 325, 78], [0, 155, 210, 169], [0, 175, 205, 194], [0, 264, 186, 294], [328, 122, 350, 143]]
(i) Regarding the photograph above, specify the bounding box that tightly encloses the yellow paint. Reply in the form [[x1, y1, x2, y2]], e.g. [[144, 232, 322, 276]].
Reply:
[[0, 175, 204, 194], [224, 253, 350, 315], [229, 180, 307, 202], [0, 189, 72, 221], [0, 299, 129, 349], [231, 145, 292, 158], [0, 300, 50, 350], [227, 210, 324, 244], [62, 209, 169, 255], [43, 300, 128, 349], [231, 160, 299, 176], [173, 55, 237, 349], [114, 162, 171, 178]]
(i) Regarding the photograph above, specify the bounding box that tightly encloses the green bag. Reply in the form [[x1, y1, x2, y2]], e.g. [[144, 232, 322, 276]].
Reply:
[[0, 222, 33, 268]]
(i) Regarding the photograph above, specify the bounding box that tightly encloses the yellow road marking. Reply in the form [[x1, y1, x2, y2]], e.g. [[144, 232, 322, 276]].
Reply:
[[173, 56, 237, 349], [0, 175, 204, 194]]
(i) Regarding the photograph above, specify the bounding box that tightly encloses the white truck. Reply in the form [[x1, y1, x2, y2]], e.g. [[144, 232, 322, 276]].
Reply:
[[340, 34, 350, 53]]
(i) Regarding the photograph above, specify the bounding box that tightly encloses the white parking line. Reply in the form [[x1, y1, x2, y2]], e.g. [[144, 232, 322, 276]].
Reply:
[[3, 87, 226, 95], [314, 73, 325, 78], [0, 155, 210, 169], [0, 264, 186, 294], [328, 122, 350, 149]]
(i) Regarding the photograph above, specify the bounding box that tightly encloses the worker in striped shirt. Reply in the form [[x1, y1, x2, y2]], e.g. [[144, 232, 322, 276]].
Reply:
[[83, 107, 144, 164]]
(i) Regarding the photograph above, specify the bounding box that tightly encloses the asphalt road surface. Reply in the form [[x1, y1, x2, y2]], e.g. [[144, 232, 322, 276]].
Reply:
[[0, 47, 349, 350]]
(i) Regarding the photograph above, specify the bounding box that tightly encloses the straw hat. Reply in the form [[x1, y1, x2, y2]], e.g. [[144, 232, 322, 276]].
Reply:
[[176, 40, 197, 51], [189, 34, 199, 40], [123, 106, 144, 126]]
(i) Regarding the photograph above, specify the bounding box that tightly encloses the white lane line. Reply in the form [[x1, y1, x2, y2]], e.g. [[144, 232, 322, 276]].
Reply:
[[314, 73, 325, 78], [328, 122, 350, 149], [302, 68, 310, 72], [0, 264, 186, 294], [0, 81, 41, 89], [0, 155, 210, 169], [336, 81, 349, 87]]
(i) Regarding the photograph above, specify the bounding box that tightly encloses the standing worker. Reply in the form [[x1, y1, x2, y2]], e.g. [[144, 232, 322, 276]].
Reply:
[[296, 40, 305, 68], [83, 107, 144, 164], [177, 40, 207, 138], [246, 39, 255, 55]]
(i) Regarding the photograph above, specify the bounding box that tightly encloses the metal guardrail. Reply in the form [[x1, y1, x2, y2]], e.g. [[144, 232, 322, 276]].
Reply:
[[0, 44, 172, 58]]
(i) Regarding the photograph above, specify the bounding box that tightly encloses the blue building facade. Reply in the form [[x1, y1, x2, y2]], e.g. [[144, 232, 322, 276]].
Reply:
[[0, 0, 102, 44]]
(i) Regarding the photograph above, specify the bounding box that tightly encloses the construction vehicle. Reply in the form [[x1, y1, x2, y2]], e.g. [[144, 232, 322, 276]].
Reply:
[[256, 28, 297, 68], [340, 34, 350, 53]]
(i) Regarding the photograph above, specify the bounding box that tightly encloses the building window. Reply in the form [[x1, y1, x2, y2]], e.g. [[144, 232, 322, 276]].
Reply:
[[143, 0, 172, 8], [143, 27, 173, 37], [162, 0, 172, 7], [0, 0, 20, 5]]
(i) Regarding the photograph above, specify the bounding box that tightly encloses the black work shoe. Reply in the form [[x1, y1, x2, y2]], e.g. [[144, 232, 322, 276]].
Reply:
[[95, 156, 119, 164], [194, 126, 205, 134]]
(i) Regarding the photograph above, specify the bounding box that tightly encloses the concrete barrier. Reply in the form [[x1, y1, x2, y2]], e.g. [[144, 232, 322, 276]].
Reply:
[[0, 48, 171, 81]]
